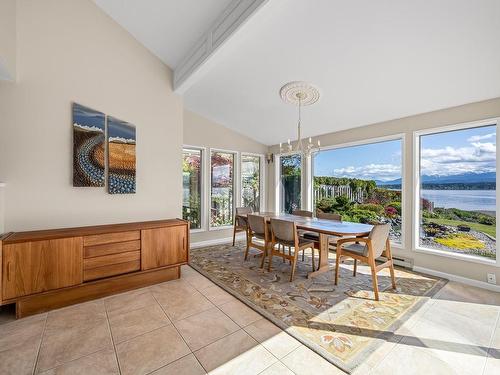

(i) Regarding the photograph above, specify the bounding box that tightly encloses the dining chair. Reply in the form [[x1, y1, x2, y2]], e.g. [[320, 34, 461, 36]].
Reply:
[[233, 207, 253, 246], [302, 211, 343, 269], [246, 214, 272, 268], [269, 218, 315, 281], [334, 223, 396, 301], [292, 210, 313, 217], [291, 209, 314, 262]]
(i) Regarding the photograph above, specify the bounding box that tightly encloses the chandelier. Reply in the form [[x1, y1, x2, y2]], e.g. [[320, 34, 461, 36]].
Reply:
[[279, 81, 321, 157]]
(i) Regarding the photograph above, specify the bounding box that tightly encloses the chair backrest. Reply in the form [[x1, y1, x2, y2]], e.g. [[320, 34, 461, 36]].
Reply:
[[368, 223, 391, 258], [292, 210, 313, 218], [247, 214, 266, 237], [317, 212, 342, 221], [270, 218, 296, 244], [236, 207, 253, 215]]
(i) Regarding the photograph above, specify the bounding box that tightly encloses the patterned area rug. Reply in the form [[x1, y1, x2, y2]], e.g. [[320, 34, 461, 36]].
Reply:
[[189, 242, 447, 373]]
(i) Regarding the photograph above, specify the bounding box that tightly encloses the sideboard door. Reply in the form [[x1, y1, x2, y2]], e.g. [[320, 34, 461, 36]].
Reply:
[[2, 237, 83, 300], [141, 226, 187, 270]]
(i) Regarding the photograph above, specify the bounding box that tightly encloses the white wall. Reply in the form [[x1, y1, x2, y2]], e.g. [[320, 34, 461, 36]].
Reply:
[[268, 97, 500, 285], [0, 0, 16, 80], [0, 0, 183, 231], [183, 109, 268, 243]]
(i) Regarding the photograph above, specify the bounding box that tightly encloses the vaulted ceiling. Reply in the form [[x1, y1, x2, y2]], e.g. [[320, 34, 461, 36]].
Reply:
[[95, 0, 500, 145]]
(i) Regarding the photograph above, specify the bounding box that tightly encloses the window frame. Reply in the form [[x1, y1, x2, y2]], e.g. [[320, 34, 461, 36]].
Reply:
[[240, 152, 266, 212], [182, 145, 206, 233], [310, 133, 406, 249], [208, 148, 238, 231], [413, 118, 499, 266]]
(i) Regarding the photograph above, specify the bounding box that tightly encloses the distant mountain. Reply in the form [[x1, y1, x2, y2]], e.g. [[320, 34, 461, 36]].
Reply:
[[375, 172, 495, 187]]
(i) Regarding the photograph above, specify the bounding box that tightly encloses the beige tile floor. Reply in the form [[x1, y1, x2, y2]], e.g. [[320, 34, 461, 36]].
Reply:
[[0, 265, 499, 375]]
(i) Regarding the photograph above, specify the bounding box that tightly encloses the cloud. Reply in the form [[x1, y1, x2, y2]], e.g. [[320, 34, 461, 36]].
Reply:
[[333, 163, 401, 181], [467, 133, 496, 142], [421, 141, 496, 176]]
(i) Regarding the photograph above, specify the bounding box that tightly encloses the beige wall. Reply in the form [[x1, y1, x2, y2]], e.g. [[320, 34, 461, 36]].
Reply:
[[184, 109, 268, 243], [268, 97, 500, 285], [0, 0, 183, 231], [0, 0, 16, 80]]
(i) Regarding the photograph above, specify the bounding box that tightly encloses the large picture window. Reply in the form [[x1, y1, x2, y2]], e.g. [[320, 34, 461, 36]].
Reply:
[[280, 154, 302, 213], [416, 123, 496, 261], [210, 151, 235, 227], [313, 138, 403, 244], [241, 154, 261, 211], [182, 148, 202, 229]]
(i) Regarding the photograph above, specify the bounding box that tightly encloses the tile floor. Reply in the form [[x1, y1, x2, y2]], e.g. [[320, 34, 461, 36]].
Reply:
[[0, 265, 499, 375]]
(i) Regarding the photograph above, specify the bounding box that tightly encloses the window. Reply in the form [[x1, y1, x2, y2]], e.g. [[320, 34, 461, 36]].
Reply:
[[416, 123, 496, 261], [210, 151, 235, 227], [182, 148, 202, 229], [280, 154, 302, 213], [313, 138, 403, 244], [241, 154, 261, 211]]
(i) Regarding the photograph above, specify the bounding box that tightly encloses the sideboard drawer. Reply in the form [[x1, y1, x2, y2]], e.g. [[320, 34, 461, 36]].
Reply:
[[84, 240, 141, 258], [83, 231, 140, 246], [83, 260, 140, 282]]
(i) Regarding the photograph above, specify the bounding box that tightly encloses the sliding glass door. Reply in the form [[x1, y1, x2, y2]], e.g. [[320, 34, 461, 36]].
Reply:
[[280, 154, 302, 213], [210, 151, 235, 227]]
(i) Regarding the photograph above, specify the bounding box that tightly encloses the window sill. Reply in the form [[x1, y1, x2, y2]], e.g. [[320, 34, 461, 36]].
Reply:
[[209, 225, 234, 231], [414, 246, 498, 267]]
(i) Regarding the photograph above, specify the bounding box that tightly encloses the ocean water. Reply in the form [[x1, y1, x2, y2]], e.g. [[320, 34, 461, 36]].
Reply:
[[421, 189, 496, 212]]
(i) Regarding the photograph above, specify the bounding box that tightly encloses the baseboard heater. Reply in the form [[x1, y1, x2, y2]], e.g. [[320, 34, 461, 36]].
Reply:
[[378, 255, 414, 269]]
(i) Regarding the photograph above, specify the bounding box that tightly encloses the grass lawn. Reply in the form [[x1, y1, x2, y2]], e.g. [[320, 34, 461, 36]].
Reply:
[[427, 218, 496, 238]]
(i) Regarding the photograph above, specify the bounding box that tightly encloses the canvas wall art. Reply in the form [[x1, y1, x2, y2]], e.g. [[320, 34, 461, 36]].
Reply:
[[107, 116, 136, 194], [72, 103, 105, 187]]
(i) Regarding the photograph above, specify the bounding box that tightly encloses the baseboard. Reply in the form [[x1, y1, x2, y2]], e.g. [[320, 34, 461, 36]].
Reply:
[[190, 234, 244, 249], [413, 266, 500, 293]]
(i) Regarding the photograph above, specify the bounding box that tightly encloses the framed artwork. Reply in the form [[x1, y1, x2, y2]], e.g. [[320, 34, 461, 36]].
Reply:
[[72, 103, 105, 187], [107, 116, 136, 194]]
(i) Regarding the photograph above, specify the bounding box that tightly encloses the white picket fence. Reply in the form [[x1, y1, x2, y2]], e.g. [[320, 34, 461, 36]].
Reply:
[[314, 184, 365, 203]]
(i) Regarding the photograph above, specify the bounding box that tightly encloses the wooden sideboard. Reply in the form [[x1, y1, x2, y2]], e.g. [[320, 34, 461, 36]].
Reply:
[[0, 219, 189, 318]]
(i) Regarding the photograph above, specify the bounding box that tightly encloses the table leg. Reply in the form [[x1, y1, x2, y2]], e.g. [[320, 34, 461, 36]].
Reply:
[[307, 233, 331, 278]]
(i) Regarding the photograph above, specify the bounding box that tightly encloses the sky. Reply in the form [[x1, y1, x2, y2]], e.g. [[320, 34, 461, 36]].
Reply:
[[313, 124, 497, 181]]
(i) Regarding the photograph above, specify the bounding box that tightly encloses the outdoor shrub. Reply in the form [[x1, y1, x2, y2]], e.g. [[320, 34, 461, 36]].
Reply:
[[385, 206, 398, 217], [435, 233, 485, 250], [356, 203, 384, 215], [478, 215, 495, 225], [387, 201, 402, 214]]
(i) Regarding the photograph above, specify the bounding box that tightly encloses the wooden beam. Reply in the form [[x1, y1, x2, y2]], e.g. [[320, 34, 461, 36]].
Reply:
[[173, 0, 270, 94]]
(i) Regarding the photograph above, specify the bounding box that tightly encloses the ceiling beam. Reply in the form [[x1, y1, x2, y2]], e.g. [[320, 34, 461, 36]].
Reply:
[[173, 0, 269, 94]]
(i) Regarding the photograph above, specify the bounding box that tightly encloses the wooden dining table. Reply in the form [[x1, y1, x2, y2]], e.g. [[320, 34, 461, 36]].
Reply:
[[237, 212, 373, 279]]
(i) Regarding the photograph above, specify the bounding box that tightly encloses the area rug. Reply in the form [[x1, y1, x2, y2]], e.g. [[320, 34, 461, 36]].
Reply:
[[189, 242, 447, 373]]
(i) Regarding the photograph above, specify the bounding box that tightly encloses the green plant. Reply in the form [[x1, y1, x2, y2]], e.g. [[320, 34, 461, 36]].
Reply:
[[478, 215, 495, 225], [387, 201, 402, 215], [356, 203, 384, 215]]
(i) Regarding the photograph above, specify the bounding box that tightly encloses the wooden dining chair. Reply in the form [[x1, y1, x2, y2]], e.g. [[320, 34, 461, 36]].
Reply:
[[246, 214, 272, 268], [233, 207, 253, 246], [269, 218, 315, 281], [291, 210, 314, 262], [334, 223, 396, 301], [292, 210, 313, 217], [302, 211, 343, 269]]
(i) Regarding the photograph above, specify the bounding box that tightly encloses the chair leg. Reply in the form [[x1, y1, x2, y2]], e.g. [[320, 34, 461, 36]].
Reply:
[[244, 239, 250, 261], [268, 246, 274, 272], [369, 257, 380, 301], [290, 250, 298, 282], [317, 247, 321, 271], [353, 259, 357, 277], [385, 239, 397, 289], [334, 249, 341, 285], [311, 248, 316, 271], [232, 225, 237, 246], [260, 245, 267, 268], [301, 250, 305, 262], [282, 244, 285, 263]]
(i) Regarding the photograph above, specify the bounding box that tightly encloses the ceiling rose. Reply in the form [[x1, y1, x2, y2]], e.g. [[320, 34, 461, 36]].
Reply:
[[279, 81, 320, 106]]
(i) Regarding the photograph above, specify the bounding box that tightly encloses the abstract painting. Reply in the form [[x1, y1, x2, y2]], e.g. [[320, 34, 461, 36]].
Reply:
[[72, 103, 105, 187], [107, 116, 136, 194]]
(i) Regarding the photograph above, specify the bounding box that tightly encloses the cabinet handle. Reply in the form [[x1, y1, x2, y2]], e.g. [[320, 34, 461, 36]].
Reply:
[[6, 261, 12, 281]]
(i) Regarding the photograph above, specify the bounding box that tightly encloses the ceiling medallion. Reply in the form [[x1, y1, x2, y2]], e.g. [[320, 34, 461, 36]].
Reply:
[[279, 81, 321, 157]]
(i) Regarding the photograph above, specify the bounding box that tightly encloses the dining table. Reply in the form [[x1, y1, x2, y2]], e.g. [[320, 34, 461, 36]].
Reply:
[[237, 212, 373, 279]]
